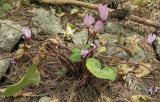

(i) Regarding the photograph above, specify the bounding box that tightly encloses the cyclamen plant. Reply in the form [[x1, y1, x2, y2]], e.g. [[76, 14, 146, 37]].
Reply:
[[70, 4, 117, 81]]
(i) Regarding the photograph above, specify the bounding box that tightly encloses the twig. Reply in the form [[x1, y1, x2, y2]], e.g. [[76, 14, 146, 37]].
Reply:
[[40, 0, 98, 9], [39, 0, 160, 28]]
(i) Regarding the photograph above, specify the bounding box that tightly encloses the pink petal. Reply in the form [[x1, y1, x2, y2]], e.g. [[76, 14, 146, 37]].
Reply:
[[98, 4, 108, 22], [22, 26, 32, 40], [91, 43, 96, 48], [149, 86, 159, 95], [94, 20, 103, 33], [81, 49, 90, 57], [83, 14, 95, 28], [147, 33, 156, 45]]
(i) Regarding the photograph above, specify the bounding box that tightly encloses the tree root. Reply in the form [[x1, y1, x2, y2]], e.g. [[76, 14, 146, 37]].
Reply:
[[39, 0, 160, 29]]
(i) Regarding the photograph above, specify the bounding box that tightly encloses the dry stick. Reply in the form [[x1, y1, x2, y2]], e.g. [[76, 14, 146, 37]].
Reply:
[[40, 0, 160, 28], [41, 0, 98, 9]]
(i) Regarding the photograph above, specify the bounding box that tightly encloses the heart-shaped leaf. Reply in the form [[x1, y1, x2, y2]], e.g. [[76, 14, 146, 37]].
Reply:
[[70, 53, 81, 62], [4, 64, 40, 97], [69, 48, 81, 62], [86, 58, 117, 81]]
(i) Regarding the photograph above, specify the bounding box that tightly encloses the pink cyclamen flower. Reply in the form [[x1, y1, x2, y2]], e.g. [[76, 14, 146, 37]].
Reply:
[[10, 59, 16, 64], [91, 43, 97, 48], [149, 86, 159, 95], [98, 4, 108, 22], [22, 26, 32, 41], [83, 14, 95, 28], [81, 49, 90, 57], [147, 33, 156, 45], [94, 20, 103, 33]]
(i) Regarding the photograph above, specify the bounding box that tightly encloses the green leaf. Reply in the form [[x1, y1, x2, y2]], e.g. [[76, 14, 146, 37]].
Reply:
[[86, 58, 117, 81], [71, 6, 80, 15], [2, 3, 12, 12], [70, 53, 81, 62], [4, 64, 40, 97], [72, 48, 81, 53], [70, 48, 81, 62]]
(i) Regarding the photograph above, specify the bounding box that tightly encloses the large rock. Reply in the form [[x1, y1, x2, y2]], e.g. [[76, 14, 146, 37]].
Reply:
[[99, 34, 130, 60], [124, 35, 146, 62], [32, 8, 65, 35], [0, 55, 10, 80], [104, 22, 143, 36], [99, 34, 146, 62], [0, 20, 22, 52], [72, 29, 88, 45], [104, 22, 124, 34]]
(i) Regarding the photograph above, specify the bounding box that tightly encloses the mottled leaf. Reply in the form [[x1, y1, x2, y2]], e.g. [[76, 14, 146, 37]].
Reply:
[[86, 58, 117, 81]]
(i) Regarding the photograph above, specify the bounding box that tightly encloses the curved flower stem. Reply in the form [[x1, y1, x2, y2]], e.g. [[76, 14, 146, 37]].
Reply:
[[86, 28, 90, 44]]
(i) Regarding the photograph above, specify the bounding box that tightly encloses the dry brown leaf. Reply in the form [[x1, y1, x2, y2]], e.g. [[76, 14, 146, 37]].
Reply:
[[32, 56, 40, 65], [131, 95, 148, 102], [14, 44, 32, 59], [51, 99, 60, 102], [118, 64, 132, 75], [49, 37, 63, 45], [14, 92, 33, 97], [0, 89, 5, 93], [97, 46, 106, 53], [64, 23, 76, 40], [21, 92, 33, 96], [51, 95, 60, 102], [56, 12, 65, 17], [99, 34, 109, 45], [15, 48, 25, 59], [134, 63, 151, 78], [109, 56, 120, 65], [125, 35, 141, 55], [39, 67, 47, 77], [39, 44, 47, 59], [28, 8, 38, 13]]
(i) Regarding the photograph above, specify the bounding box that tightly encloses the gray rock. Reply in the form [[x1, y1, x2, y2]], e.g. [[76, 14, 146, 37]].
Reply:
[[99, 34, 146, 62], [99, 34, 130, 60], [39, 96, 51, 102], [0, 20, 22, 52], [104, 22, 144, 37], [0, 55, 10, 80], [32, 8, 65, 35], [99, 33, 117, 44], [104, 22, 123, 34], [73, 29, 88, 45], [124, 36, 146, 62], [107, 46, 129, 60]]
